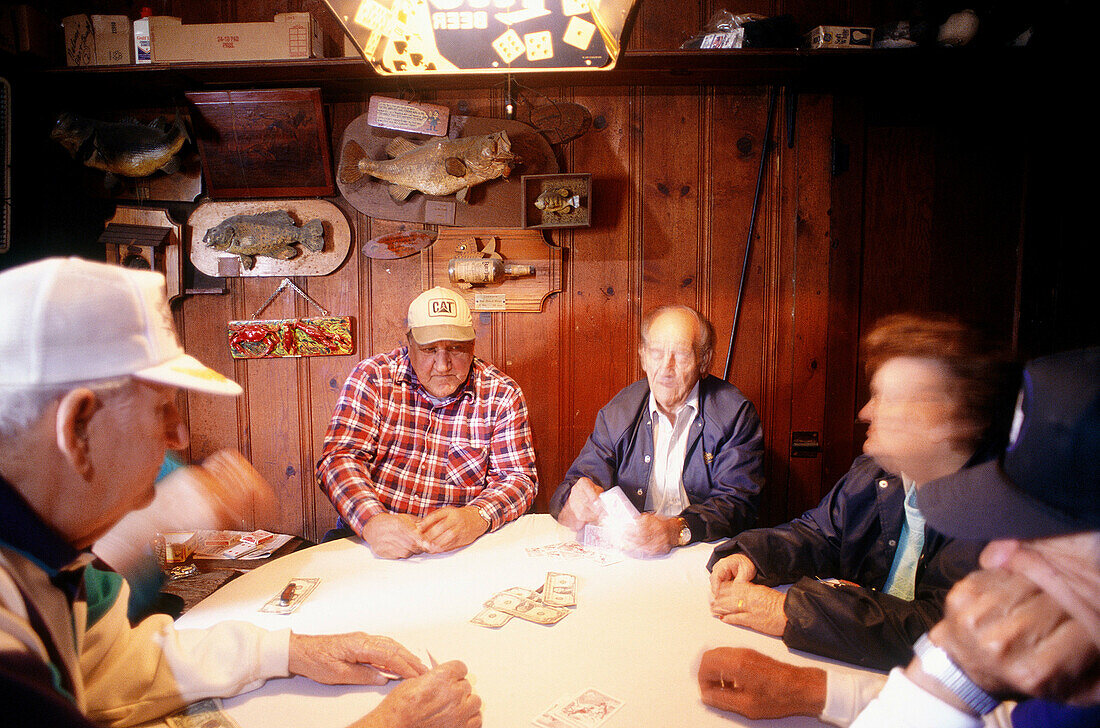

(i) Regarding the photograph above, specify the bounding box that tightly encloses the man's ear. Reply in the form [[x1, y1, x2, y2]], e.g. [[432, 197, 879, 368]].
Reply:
[[55, 388, 100, 479]]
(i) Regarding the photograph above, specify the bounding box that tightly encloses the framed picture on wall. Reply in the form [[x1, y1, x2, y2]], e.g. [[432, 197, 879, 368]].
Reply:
[[185, 88, 334, 199]]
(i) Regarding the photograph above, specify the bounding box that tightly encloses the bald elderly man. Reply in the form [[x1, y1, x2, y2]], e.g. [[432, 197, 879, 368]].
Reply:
[[550, 305, 764, 556]]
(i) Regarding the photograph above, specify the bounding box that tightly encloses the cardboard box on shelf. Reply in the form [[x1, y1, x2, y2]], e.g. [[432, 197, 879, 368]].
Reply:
[[91, 15, 132, 65], [807, 25, 874, 49], [61, 14, 95, 67], [149, 12, 323, 63]]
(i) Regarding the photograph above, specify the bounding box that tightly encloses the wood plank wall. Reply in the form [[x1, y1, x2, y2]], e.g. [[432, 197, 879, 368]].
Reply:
[[8, 0, 1058, 544], [175, 82, 841, 541]]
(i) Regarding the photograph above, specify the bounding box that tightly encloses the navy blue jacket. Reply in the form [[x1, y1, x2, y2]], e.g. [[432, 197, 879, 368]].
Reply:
[[549, 375, 764, 543], [708, 454, 983, 670]]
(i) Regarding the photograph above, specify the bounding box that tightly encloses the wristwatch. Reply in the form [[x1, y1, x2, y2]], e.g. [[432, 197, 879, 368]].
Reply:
[[473, 506, 492, 530], [912, 633, 999, 715], [675, 517, 691, 547]]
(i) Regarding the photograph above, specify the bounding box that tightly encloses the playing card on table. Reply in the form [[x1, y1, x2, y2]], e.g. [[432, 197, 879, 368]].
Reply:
[[260, 577, 319, 614], [542, 572, 577, 607], [165, 698, 240, 728], [533, 699, 579, 728], [551, 688, 624, 728]]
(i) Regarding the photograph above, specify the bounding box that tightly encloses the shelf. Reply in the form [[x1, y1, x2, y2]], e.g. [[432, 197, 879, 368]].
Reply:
[[6, 47, 1048, 107]]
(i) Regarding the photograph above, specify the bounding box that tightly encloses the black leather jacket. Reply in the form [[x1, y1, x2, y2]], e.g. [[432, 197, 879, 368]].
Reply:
[[707, 454, 983, 670]]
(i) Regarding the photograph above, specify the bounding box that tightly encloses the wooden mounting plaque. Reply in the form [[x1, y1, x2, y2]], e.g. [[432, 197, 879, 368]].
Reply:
[[421, 228, 561, 313], [186, 88, 334, 199], [336, 114, 557, 229], [188, 199, 351, 278]]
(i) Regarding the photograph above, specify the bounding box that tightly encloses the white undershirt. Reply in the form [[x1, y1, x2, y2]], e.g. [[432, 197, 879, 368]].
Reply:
[[644, 384, 699, 516]]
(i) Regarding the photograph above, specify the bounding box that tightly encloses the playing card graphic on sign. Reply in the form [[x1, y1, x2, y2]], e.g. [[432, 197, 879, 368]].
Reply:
[[324, 0, 638, 73]]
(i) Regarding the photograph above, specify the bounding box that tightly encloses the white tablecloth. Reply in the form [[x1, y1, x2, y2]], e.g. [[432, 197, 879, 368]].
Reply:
[[177, 515, 878, 727]]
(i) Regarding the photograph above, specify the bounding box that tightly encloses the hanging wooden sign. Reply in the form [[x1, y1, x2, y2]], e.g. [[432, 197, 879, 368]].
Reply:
[[228, 278, 354, 359]]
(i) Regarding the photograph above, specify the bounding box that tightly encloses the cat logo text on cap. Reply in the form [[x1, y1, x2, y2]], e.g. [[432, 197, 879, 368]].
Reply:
[[430, 298, 457, 317]]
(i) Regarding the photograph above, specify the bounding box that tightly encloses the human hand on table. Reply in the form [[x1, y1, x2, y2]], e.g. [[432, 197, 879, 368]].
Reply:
[[623, 513, 679, 556], [708, 553, 757, 593], [362, 513, 430, 559], [288, 632, 426, 685], [418, 506, 489, 553], [352, 661, 482, 728], [698, 647, 825, 720], [710, 581, 788, 636], [556, 477, 604, 530], [920, 564, 1100, 704]]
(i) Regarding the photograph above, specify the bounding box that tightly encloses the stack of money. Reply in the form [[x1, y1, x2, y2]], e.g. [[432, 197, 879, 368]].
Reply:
[[471, 572, 577, 628]]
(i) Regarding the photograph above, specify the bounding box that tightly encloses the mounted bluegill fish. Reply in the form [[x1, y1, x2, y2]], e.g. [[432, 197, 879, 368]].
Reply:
[[203, 210, 324, 271], [339, 131, 517, 203], [50, 113, 188, 186], [535, 187, 583, 214]]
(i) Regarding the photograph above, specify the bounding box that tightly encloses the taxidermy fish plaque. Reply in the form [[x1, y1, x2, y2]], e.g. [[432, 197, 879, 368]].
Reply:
[[50, 113, 188, 187], [227, 278, 353, 359], [339, 131, 516, 203], [203, 210, 324, 271]]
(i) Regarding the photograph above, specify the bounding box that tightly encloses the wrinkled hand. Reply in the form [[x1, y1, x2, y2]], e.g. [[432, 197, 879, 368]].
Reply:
[[362, 513, 430, 560], [419, 506, 489, 554], [982, 534, 1100, 658], [928, 566, 1100, 703], [288, 633, 427, 686], [353, 661, 481, 728], [557, 477, 605, 530], [623, 513, 678, 557], [709, 554, 757, 593], [710, 582, 788, 636], [698, 647, 826, 719]]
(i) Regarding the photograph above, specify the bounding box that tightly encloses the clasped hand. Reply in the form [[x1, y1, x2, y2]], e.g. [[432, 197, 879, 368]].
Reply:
[[288, 633, 481, 728], [363, 507, 489, 560]]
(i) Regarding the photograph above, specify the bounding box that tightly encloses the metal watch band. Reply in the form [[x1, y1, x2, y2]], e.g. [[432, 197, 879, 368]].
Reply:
[[912, 633, 999, 715], [474, 506, 492, 529], [676, 517, 691, 546]]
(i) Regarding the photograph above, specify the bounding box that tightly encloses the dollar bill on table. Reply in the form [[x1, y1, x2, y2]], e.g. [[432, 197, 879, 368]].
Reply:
[[533, 688, 624, 728], [470, 606, 512, 628], [484, 590, 570, 625], [166, 698, 241, 728], [260, 577, 320, 614], [542, 572, 577, 607]]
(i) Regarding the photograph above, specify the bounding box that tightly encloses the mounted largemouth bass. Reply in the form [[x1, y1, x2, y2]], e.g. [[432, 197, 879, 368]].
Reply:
[[339, 131, 517, 203], [50, 113, 188, 185], [203, 210, 324, 271]]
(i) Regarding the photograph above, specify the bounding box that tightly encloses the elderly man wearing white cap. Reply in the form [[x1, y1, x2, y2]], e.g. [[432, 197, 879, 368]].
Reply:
[[0, 259, 481, 728], [318, 286, 537, 559]]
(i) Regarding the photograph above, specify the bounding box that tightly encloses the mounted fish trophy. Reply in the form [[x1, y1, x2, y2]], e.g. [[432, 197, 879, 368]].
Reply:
[[49, 112, 201, 201], [189, 200, 351, 278]]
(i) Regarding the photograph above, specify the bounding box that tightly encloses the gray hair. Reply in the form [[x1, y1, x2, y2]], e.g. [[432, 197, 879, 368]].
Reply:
[[639, 305, 716, 374], [0, 377, 133, 442]]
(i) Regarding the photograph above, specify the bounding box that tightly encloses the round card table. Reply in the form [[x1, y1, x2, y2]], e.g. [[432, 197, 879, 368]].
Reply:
[[176, 514, 881, 727]]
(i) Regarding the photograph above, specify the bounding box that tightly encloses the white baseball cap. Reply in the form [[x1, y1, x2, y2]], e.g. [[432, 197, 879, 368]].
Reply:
[[0, 257, 242, 396], [406, 286, 474, 345]]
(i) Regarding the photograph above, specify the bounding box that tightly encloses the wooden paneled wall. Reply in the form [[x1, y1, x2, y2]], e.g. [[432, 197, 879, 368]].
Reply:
[[8, 0, 1064, 544], [175, 84, 840, 541]]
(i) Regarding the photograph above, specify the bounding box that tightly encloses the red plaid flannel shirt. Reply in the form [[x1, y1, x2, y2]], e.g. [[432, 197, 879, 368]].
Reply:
[[318, 347, 538, 535]]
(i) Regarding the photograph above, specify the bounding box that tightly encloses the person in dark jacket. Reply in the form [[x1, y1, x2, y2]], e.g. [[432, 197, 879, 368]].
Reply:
[[707, 313, 1012, 670], [550, 305, 764, 555]]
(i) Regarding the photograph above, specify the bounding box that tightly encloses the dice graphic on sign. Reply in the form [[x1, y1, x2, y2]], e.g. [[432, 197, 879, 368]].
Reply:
[[524, 30, 553, 61]]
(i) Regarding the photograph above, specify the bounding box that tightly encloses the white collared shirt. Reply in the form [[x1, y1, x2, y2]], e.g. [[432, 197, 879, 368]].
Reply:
[[645, 383, 700, 516]]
